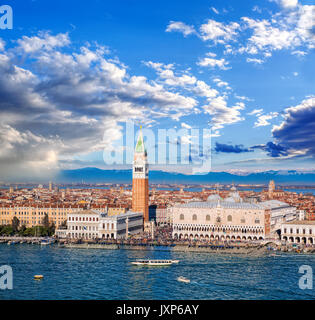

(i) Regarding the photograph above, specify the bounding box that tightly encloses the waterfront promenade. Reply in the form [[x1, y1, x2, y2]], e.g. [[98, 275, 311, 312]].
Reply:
[[2, 235, 315, 255]]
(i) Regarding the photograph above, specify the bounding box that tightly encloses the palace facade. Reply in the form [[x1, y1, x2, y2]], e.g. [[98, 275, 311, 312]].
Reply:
[[172, 188, 298, 241], [172, 195, 269, 241]]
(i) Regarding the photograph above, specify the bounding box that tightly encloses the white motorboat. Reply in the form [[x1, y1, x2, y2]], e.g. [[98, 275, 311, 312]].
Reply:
[[131, 259, 179, 266], [177, 276, 190, 283]]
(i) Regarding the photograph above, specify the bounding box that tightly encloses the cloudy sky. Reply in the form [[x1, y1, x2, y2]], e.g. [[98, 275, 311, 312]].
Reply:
[[0, 0, 314, 180]]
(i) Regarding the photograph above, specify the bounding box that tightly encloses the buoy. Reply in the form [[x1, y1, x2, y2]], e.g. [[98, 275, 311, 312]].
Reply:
[[34, 275, 44, 280]]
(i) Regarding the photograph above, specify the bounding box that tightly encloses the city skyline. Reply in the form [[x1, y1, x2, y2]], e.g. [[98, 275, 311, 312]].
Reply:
[[0, 0, 314, 181]]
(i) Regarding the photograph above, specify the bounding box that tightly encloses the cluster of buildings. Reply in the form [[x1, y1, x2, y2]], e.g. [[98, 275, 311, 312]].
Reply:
[[1, 128, 315, 245]]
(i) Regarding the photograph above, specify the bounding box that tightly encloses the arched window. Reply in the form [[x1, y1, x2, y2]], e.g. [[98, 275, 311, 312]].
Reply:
[[227, 215, 232, 222], [206, 215, 210, 221], [180, 214, 184, 221], [192, 214, 197, 221], [216, 217, 221, 223]]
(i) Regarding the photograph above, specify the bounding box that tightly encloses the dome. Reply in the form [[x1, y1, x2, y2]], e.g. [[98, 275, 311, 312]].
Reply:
[[207, 194, 222, 202], [225, 196, 236, 202]]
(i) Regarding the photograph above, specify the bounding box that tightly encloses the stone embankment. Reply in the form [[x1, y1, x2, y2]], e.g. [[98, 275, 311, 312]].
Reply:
[[2, 236, 315, 255]]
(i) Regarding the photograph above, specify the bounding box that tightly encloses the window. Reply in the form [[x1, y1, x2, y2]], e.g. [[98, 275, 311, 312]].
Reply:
[[290, 228, 293, 234], [255, 219, 260, 224], [192, 214, 197, 221], [206, 215, 210, 221], [310, 229, 312, 235], [303, 229, 306, 234], [180, 214, 184, 221], [296, 229, 299, 234], [216, 217, 221, 223], [284, 228, 287, 233], [241, 218, 245, 223], [227, 215, 232, 222], [135, 167, 143, 172]]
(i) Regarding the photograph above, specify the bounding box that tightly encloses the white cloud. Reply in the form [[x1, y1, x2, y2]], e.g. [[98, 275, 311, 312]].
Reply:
[[240, 5, 315, 58], [16, 32, 70, 53], [280, 0, 298, 9], [197, 55, 229, 69], [247, 109, 263, 116], [252, 6, 262, 13], [241, 17, 301, 53], [181, 122, 192, 129], [254, 112, 279, 127], [235, 95, 253, 102], [144, 60, 218, 98], [213, 78, 229, 87], [199, 19, 240, 43], [193, 80, 218, 98], [246, 57, 264, 64], [211, 7, 219, 15], [0, 39, 5, 51], [166, 21, 196, 37], [291, 50, 307, 56], [203, 96, 245, 131]]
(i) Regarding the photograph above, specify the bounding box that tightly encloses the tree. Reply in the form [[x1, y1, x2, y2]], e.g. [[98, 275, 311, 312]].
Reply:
[[48, 222, 56, 236], [42, 214, 49, 229], [60, 220, 67, 229], [12, 216, 20, 233], [0, 225, 14, 236], [18, 225, 27, 236]]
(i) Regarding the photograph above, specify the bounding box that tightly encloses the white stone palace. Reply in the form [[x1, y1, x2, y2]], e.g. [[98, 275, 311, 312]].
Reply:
[[172, 187, 297, 242]]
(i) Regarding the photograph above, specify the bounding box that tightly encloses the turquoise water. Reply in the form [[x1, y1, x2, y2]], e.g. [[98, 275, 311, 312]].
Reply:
[[1, 244, 315, 300]]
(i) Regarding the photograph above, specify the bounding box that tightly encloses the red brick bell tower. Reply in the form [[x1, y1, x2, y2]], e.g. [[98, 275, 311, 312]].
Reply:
[[132, 126, 149, 222]]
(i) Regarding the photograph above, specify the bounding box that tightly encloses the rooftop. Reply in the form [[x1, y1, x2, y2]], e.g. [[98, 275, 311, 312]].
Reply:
[[283, 220, 315, 225], [259, 200, 291, 209], [69, 209, 105, 215], [177, 200, 263, 210]]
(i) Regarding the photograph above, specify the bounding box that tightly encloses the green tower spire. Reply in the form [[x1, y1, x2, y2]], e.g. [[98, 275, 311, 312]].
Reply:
[[135, 126, 147, 154]]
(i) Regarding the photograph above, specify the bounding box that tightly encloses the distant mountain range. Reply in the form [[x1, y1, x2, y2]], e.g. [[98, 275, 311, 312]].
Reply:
[[57, 167, 315, 185]]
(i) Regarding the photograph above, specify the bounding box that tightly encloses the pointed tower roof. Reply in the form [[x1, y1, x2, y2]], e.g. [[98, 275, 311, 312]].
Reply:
[[135, 126, 147, 154]]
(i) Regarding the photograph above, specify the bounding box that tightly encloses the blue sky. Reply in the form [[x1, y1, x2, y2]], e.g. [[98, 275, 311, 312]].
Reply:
[[0, 0, 314, 180]]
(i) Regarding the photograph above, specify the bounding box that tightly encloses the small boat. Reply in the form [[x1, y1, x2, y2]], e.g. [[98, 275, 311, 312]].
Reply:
[[34, 275, 44, 280], [41, 239, 54, 246], [177, 276, 190, 283], [8, 241, 18, 245], [131, 259, 179, 266]]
